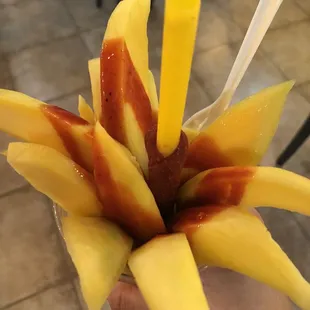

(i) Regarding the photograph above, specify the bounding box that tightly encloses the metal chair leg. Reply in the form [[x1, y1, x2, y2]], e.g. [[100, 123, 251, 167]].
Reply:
[[96, 0, 102, 8], [276, 115, 310, 167]]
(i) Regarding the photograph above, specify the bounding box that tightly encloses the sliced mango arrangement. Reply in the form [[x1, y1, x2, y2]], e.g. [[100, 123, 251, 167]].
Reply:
[[1, 0, 310, 310]]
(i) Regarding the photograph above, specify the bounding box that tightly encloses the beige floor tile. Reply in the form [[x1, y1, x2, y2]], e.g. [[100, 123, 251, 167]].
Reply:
[[193, 43, 285, 103], [294, 213, 310, 245], [218, 0, 307, 31], [0, 0, 77, 54], [73, 278, 111, 310], [0, 133, 26, 196], [0, 58, 13, 89], [271, 0, 308, 28], [0, 188, 71, 307], [297, 82, 310, 101], [6, 282, 80, 310], [295, 0, 310, 14], [10, 36, 91, 102], [64, 0, 113, 30], [258, 208, 310, 282], [81, 27, 105, 58], [148, 0, 243, 54], [183, 76, 212, 122], [261, 21, 310, 85], [0, 0, 22, 4], [150, 65, 212, 123], [48, 88, 92, 116], [195, 1, 243, 52]]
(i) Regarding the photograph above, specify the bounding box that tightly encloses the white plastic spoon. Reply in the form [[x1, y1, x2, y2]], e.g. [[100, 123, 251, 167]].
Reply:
[[184, 0, 284, 131]]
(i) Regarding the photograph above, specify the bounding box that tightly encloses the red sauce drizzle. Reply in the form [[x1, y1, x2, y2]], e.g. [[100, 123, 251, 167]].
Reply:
[[183, 167, 256, 209], [100, 38, 154, 145], [173, 205, 230, 236], [42, 105, 90, 169], [145, 127, 188, 219], [185, 135, 233, 171], [93, 139, 166, 241]]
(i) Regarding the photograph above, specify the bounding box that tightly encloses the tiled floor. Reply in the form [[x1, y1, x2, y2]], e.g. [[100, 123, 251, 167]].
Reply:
[[0, 0, 310, 309]]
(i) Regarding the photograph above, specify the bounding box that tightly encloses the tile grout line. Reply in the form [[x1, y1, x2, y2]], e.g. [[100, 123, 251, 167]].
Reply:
[[0, 184, 31, 200], [191, 70, 215, 103], [1, 1, 310, 59], [0, 0, 34, 9], [44, 196, 76, 279], [264, 17, 310, 33], [293, 214, 310, 244], [292, 0, 310, 18], [46, 85, 91, 105], [212, 0, 310, 33], [259, 46, 310, 88], [252, 47, 292, 82], [71, 278, 85, 310], [60, 0, 94, 59], [6, 32, 80, 60], [0, 277, 73, 310], [194, 16, 310, 58]]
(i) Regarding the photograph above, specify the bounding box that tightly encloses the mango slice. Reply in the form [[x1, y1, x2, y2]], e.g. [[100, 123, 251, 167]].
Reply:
[[178, 166, 310, 216], [100, 0, 154, 175], [7, 142, 103, 216], [78, 95, 95, 125], [63, 216, 132, 310], [128, 233, 209, 310], [185, 81, 294, 174], [173, 207, 310, 310], [0, 89, 93, 171], [94, 122, 165, 240]]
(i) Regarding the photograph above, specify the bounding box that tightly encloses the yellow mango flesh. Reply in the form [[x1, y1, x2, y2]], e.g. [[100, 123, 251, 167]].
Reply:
[[93, 122, 165, 240], [173, 207, 310, 310], [103, 0, 150, 97], [78, 95, 95, 125], [63, 216, 132, 310], [128, 233, 209, 310], [178, 166, 310, 216], [100, 0, 154, 175], [185, 81, 294, 173], [7, 142, 103, 216], [0, 89, 93, 171], [0, 90, 66, 154]]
